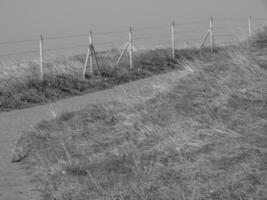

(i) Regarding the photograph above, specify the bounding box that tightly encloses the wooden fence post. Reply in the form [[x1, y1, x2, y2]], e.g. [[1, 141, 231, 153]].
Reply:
[[171, 21, 175, 58], [210, 16, 214, 52], [39, 35, 44, 81], [249, 16, 252, 38], [83, 31, 93, 78], [129, 26, 133, 69], [89, 31, 93, 75]]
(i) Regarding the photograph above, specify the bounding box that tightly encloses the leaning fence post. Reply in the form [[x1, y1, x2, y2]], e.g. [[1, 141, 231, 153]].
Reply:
[[116, 42, 129, 65], [91, 45, 99, 70], [249, 16, 252, 38], [210, 16, 214, 52], [39, 35, 44, 81], [171, 21, 175, 58], [199, 30, 210, 49], [129, 26, 133, 69]]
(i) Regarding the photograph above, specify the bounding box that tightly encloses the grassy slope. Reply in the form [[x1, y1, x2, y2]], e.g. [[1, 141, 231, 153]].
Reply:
[[14, 30, 267, 200], [0, 47, 215, 111]]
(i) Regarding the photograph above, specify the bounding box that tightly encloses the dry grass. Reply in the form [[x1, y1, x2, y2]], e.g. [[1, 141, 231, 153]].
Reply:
[[1, 47, 213, 111], [13, 29, 267, 200]]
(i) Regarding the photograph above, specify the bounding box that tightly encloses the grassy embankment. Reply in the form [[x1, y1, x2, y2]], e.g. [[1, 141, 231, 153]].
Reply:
[[14, 28, 267, 200], [0, 46, 217, 111]]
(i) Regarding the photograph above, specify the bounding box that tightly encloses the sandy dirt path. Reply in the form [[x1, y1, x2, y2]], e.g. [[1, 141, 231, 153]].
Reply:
[[0, 70, 190, 200]]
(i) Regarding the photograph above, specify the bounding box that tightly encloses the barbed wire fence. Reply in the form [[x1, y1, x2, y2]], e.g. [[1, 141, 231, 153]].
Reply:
[[0, 16, 266, 80]]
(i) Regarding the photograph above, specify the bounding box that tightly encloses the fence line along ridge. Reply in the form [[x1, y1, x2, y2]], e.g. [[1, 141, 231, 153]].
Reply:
[[0, 16, 266, 80]]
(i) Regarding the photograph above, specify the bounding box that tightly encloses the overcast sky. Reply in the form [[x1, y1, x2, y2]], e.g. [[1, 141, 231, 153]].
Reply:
[[0, 0, 267, 60]]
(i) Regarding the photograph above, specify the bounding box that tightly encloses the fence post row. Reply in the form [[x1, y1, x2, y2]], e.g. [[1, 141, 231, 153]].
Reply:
[[4, 16, 261, 80], [171, 21, 175, 59], [39, 35, 44, 81]]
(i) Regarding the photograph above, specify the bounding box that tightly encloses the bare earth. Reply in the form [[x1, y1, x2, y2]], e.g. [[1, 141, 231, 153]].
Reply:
[[0, 70, 189, 200]]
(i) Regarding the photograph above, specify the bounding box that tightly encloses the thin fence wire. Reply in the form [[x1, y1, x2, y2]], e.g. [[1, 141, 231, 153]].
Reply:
[[94, 30, 128, 36], [143, 41, 172, 47], [133, 33, 170, 41], [43, 33, 88, 40], [0, 38, 39, 46], [133, 24, 170, 32], [214, 18, 248, 22], [1, 17, 267, 59], [175, 28, 208, 34], [0, 50, 39, 57], [94, 39, 128, 46], [214, 34, 235, 37], [175, 19, 208, 26], [214, 25, 247, 30], [44, 44, 88, 52], [253, 18, 267, 21], [176, 38, 202, 42]]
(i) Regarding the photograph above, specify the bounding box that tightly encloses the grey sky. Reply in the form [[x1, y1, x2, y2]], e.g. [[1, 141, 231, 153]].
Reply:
[[0, 0, 267, 60]]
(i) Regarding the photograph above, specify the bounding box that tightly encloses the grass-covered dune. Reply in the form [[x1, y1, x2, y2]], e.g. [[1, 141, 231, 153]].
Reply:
[[14, 29, 267, 200]]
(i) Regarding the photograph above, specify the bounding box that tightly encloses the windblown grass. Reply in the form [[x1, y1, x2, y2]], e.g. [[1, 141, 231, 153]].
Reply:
[[0, 47, 218, 111], [14, 29, 267, 200]]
